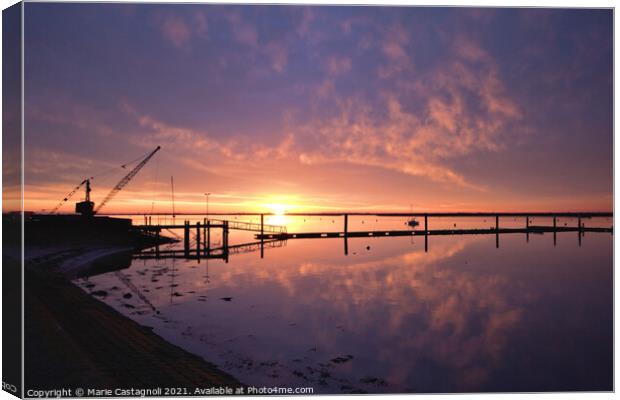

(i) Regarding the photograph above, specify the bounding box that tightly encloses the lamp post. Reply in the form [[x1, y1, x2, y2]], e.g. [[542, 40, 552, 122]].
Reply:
[[204, 193, 211, 217]]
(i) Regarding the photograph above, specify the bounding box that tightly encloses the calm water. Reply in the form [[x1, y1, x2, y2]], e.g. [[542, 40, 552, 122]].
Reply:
[[75, 216, 613, 393]]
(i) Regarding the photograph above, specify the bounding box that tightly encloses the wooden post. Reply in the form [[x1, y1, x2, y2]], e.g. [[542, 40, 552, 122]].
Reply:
[[203, 218, 207, 248], [424, 214, 428, 252], [343, 213, 349, 255], [553, 216, 557, 246], [223, 221, 229, 263], [155, 229, 160, 258], [225, 221, 228, 246], [207, 220, 211, 256], [196, 222, 201, 256], [526, 215, 529, 243], [495, 215, 499, 248], [184, 221, 190, 257], [260, 214, 264, 259]]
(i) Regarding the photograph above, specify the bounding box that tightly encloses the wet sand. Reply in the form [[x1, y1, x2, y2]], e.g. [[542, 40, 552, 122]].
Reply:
[[19, 248, 242, 392]]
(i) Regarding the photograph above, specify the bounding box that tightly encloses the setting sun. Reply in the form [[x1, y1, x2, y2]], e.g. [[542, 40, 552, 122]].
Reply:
[[263, 203, 290, 226], [266, 203, 287, 216]]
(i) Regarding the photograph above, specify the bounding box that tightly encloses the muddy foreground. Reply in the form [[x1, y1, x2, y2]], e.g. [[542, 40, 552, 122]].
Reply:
[[15, 249, 242, 394]]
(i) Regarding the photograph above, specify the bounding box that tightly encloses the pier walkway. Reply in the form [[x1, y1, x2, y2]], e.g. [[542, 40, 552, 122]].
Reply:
[[255, 226, 612, 240]]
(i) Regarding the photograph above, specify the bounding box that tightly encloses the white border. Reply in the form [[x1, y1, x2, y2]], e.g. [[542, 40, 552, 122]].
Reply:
[[0, 2, 615, 400]]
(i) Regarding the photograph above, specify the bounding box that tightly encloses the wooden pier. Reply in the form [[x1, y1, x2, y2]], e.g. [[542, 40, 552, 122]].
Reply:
[[253, 212, 612, 254], [134, 212, 612, 260], [136, 217, 287, 262], [256, 225, 611, 252], [255, 226, 612, 240]]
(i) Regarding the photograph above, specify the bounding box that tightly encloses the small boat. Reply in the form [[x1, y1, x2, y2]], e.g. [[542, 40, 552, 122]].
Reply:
[[405, 204, 419, 228], [406, 218, 420, 228]]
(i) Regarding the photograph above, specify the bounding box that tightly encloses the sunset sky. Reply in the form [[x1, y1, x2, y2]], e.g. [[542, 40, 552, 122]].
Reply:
[[20, 4, 612, 214]]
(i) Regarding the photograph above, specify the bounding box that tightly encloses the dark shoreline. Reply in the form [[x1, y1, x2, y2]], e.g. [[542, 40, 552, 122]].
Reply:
[[17, 247, 242, 394]]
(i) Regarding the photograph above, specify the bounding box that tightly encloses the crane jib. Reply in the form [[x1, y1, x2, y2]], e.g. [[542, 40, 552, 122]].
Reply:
[[94, 146, 161, 215]]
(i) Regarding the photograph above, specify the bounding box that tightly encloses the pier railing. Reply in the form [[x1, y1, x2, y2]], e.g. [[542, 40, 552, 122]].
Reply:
[[209, 218, 287, 234]]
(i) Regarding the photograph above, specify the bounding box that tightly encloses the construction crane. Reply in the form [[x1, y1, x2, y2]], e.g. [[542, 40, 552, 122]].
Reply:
[[90, 146, 161, 215], [65, 146, 160, 217], [52, 146, 161, 216], [50, 178, 92, 214]]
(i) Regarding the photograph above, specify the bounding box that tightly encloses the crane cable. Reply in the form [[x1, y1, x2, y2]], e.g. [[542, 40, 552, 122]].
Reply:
[[51, 148, 160, 214], [150, 153, 160, 216], [120, 148, 155, 169], [94, 146, 161, 214], [49, 178, 92, 213]]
